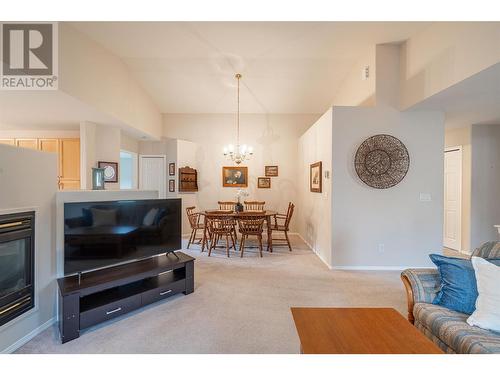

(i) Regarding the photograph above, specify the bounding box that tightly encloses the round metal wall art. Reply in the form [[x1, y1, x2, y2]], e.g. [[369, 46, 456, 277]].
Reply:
[[354, 134, 410, 189]]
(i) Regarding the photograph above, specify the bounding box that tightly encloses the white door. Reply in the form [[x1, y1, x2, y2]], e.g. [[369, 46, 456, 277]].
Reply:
[[139, 155, 167, 198], [443, 147, 462, 251]]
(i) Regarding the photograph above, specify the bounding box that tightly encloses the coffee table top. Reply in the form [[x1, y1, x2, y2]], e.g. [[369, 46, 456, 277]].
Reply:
[[291, 307, 443, 354]]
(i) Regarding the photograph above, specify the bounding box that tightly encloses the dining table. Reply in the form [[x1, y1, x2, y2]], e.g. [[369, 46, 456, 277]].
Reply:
[[199, 210, 278, 253]]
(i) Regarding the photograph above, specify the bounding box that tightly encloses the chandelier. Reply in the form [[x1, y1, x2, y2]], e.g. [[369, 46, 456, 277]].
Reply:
[[223, 73, 253, 164]]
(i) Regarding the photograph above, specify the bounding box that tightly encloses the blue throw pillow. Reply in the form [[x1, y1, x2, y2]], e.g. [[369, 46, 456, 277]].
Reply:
[[430, 254, 478, 314], [428, 255, 500, 314]]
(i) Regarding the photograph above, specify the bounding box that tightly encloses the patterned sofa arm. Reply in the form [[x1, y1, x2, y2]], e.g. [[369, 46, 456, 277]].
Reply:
[[401, 269, 440, 324]]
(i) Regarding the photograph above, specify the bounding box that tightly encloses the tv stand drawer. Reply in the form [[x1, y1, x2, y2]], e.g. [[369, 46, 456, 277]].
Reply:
[[141, 279, 185, 305], [80, 294, 141, 329]]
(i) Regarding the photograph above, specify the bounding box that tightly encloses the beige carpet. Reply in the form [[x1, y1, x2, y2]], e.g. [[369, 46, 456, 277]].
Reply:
[[16, 235, 407, 354]]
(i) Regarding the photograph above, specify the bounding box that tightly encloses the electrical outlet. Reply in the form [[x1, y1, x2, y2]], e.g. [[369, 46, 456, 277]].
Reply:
[[378, 244, 385, 253]]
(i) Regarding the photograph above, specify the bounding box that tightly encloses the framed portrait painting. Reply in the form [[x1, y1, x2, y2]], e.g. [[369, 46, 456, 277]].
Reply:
[[222, 166, 248, 187], [310, 161, 322, 193], [258, 177, 271, 189]]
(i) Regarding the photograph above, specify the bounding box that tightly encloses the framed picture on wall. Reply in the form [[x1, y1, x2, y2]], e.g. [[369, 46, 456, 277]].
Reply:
[[258, 177, 271, 189], [169, 179, 175, 192], [97, 161, 119, 183], [310, 161, 322, 193], [169, 162, 175, 176], [265, 165, 279, 177], [222, 166, 248, 187]]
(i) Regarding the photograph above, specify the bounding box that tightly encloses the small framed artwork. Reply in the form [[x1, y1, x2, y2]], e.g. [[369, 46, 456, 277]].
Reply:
[[169, 162, 175, 176], [310, 161, 322, 193], [265, 165, 278, 177], [97, 161, 119, 183], [169, 179, 175, 192], [258, 177, 271, 189], [222, 166, 248, 187]]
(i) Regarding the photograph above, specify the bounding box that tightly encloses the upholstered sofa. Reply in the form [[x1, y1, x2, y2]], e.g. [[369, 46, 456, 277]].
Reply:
[[401, 242, 500, 354]]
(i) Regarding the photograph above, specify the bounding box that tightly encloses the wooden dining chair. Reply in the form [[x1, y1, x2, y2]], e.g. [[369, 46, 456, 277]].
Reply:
[[206, 214, 237, 257], [237, 214, 265, 258], [244, 201, 265, 211], [270, 202, 295, 251], [186, 206, 204, 250], [218, 201, 236, 211]]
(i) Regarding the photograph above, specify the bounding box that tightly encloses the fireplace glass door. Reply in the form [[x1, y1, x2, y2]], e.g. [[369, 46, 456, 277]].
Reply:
[[0, 237, 31, 300], [0, 211, 35, 327]]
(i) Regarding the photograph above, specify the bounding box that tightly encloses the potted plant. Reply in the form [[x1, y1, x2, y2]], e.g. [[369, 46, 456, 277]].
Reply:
[[235, 189, 249, 212]]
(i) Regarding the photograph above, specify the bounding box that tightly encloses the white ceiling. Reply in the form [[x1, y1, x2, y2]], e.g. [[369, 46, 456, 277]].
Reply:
[[409, 62, 500, 128], [70, 22, 431, 114]]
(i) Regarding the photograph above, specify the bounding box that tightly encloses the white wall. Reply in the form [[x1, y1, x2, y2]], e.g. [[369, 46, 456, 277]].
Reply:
[[329, 44, 445, 268], [331, 106, 444, 268], [332, 45, 376, 107], [0, 145, 58, 353], [470, 124, 500, 249], [95, 125, 121, 190], [120, 132, 140, 154], [400, 22, 500, 110], [444, 124, 500, 252], [59, 23, 162, 139], [138, 137, 177, 199], [162, 114, 318, 232], [176, 140, 199, 235], [139, 138, 198, 234], [298, 44, 445, 269], [297, 110, 333, 267], [80, 122, 123, 190]]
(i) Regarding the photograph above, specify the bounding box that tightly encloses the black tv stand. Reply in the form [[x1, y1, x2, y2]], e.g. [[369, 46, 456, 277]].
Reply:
[[57, 252, 194, 343], [165, 249, 180, 259]]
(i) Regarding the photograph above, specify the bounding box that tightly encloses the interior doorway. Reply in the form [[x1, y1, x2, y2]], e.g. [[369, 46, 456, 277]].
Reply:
[[139, 155, 167, 198], [443, 147, 462, 251]]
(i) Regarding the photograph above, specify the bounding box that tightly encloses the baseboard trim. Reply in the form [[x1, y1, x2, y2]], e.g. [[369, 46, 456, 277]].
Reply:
[[1, 317, 56, 354], [330, 265, 432, 271], [295, 233, 332, 270]]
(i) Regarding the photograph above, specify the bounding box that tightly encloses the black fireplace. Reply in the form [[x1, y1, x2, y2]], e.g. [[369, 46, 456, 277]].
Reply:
[[0, 211, 35, 327]]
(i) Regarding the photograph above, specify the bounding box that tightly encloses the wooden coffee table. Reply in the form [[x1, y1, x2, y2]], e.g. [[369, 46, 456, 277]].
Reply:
[[291, 307, 443, 354]]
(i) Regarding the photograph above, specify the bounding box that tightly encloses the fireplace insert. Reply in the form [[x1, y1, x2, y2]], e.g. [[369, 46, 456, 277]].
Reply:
[[0, 211, 35, 327]]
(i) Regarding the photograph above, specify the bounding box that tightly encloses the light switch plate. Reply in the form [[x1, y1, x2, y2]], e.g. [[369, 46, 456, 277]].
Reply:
[[419, 193, 432, 202]]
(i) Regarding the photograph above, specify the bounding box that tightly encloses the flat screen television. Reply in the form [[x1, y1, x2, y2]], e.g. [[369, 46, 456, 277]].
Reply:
[[64, 199, 181, 276]]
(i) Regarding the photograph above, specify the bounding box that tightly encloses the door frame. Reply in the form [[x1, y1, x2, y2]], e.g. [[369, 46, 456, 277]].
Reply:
[[139, 155, 167, 198], [444, 146, 463, 252]]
